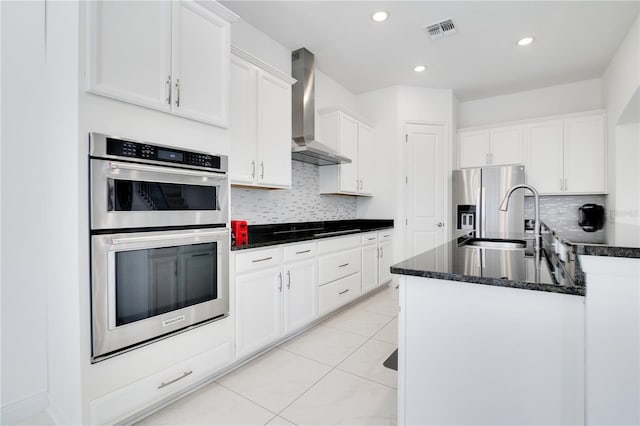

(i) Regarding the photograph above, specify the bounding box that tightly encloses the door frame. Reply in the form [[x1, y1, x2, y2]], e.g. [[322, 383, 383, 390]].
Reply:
[[401, 120, 453, 263]]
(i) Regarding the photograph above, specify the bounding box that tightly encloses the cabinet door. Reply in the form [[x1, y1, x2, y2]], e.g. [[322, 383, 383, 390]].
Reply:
[[171, 1, 230, 127], [257, 71, 292, 188], [458, 131, 489, 168], [525, 120, 564, 194], [563, 115, 606, 193], [361, 244, 378, 293], [236, 267, 282, 357], [378, 240, 393, 285], [86, 1, 171, 111], [490, 126, 523, 166], [284, 259, 317, 333], [339, 114, 359, 193], [357, 123, 374, 195], [229, 56, 257, 185]]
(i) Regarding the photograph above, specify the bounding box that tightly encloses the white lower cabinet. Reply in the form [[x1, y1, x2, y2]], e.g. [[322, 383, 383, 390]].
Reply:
[[361, 232, 379, 293], [378, 231, 394, 285], [234, 242, 317, 358], [318, 273, 361, 315], [233, 229, 393, 359], [283, 258, 317, 333], [90, 341, 233, 425], [235, 266, 283, 357]]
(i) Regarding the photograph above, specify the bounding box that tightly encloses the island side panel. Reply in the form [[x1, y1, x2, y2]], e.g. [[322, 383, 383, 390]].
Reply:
[[399, 276, 584, 426]]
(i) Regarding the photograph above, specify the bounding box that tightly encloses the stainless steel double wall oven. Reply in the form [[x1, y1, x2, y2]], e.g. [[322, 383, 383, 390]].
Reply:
[[89, 133, 229, 362]]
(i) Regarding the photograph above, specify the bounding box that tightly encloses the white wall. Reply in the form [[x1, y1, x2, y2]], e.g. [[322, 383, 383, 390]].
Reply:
[[0, 1, 49, 423], [357, 87, 454, 264], [458, 78, 603, 128], [229, 19, 290, 75], [602, 17, 640, 246]]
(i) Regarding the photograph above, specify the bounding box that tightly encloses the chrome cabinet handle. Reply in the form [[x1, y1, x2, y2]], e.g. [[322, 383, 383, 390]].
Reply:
[[564, 178, 568, 191], [338, 263, 349, 268], [252, 256, 272, 263], [251, 160, 255, 179], [260, 161, 264, 179], [287, 270, 291, 289], [166, 75, 172, 105], [278, 272, 283, 292], [296, 249, 311, 254], [175, 78, 181, 107], [338, 289, 350, 295], [437, 222, 444, 228], [377, 247, 380, 258], [158, 370, 192, 389], [368, 237, 376, 241], [380, 247, 383, 258]]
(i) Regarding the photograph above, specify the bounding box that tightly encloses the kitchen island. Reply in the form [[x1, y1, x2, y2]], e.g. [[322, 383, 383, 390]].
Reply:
[[391, 233, 585, 425]]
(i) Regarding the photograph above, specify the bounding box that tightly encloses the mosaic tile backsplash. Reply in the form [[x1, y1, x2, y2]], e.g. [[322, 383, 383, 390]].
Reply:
[[230, 160, 357, 225], [525, 194, 607, 243]]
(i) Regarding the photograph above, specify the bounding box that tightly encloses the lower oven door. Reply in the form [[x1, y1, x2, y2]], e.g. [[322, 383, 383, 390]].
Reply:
[[91, 227, 229, 362]]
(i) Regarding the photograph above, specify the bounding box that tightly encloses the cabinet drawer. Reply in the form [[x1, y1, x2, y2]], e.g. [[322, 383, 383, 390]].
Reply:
[[318, 234, 361, 253], [235, 247, 281, 273], [90, 342, 232, 425], [283, 241, 316, 262], [318, 248, 361, 285], [378, 230, 393, 242], [361, 232, 378, 245], [318, 273, 361, 315]]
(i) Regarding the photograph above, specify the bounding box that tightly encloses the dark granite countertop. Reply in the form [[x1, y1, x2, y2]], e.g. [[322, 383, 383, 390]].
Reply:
[[391, 232, 585, 296], [231, 219, 394, 251]]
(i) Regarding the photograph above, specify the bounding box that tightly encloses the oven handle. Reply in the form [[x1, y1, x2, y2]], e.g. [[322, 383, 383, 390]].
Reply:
[[108, 160, 226, 180], [110, 230, 227, 246]]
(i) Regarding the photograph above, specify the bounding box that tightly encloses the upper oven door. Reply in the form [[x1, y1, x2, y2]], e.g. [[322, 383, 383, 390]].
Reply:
[[90, 158, 229, 230]]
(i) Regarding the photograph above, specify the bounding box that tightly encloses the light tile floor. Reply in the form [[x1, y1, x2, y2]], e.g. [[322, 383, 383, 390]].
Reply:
[[139, 284, 399, 426]]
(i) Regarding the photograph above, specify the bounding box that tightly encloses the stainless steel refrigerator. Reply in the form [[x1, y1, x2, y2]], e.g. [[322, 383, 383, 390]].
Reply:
[[452, 165, 525, 238]]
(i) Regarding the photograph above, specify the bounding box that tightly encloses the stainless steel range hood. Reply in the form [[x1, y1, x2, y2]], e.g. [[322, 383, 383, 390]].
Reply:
[[291, 48, 351, 166]]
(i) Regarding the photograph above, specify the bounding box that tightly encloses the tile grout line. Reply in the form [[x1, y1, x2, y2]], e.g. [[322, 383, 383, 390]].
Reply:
[[214, 380, 282, 421], [273, 301, 399, 421]]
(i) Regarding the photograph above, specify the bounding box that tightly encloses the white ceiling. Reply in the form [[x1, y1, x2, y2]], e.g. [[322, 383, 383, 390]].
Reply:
[[220, 1, 639, 101]]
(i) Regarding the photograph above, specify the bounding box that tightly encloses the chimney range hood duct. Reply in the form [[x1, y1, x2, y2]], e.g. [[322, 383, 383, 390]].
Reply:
[[291, 48, 351, 166]]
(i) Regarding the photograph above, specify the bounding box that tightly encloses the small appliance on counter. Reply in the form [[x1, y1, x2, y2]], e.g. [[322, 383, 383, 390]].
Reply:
[[231, 220, 248, 246], [578, 204, 605, 232]]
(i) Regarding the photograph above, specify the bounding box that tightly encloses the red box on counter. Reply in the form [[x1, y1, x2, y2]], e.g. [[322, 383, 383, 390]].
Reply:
[[231, 220, 248, 246]]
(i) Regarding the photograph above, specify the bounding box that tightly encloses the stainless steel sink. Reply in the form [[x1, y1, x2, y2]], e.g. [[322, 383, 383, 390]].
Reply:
[[462, 238, 526, 249]]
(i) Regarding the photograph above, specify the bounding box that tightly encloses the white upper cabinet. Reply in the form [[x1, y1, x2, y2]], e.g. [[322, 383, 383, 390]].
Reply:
[[319, 109, 375, 196], [86, 0, 237, 127], [170, 1, 230, 126], [458, 126, 523, 168], [524, 112, 607, 194], [357, 123, 374, 196], [229, 50, 295, 189], [458, 130, 489, 169], [563, 114, 606, 194], [525, 120, 564, 193], [86, 1, 172, 111]]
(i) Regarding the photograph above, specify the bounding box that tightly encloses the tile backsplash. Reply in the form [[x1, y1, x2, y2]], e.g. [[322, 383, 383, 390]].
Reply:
[[230, 160, 357, 225], [525, 194, 607, 243]]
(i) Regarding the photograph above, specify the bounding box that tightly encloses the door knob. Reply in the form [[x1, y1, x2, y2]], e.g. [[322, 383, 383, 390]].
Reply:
[[437, 222, 444, 228]]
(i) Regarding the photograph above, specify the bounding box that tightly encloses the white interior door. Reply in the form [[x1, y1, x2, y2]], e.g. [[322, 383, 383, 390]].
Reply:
[[405, 123, 447, 269]]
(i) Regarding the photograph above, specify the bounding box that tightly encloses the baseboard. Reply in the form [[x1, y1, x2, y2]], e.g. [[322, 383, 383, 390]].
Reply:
[[0, 391, 48, 425]]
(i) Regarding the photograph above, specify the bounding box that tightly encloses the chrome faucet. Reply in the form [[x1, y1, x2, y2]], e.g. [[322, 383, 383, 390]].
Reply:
[[499, 184, 541, 253]]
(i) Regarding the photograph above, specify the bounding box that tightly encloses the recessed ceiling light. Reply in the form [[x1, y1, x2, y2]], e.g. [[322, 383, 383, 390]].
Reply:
[[372, 11, 388, 22], [414, 65, 427, 73], [517, 36, 535, 46]]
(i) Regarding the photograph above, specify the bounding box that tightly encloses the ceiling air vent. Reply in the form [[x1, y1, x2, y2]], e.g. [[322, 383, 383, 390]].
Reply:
[[425, 18, 457, 40]]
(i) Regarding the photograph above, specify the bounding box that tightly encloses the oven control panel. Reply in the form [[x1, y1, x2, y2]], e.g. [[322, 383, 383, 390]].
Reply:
[[107, 138, 220, 169], [98, 135, 225, 172]]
